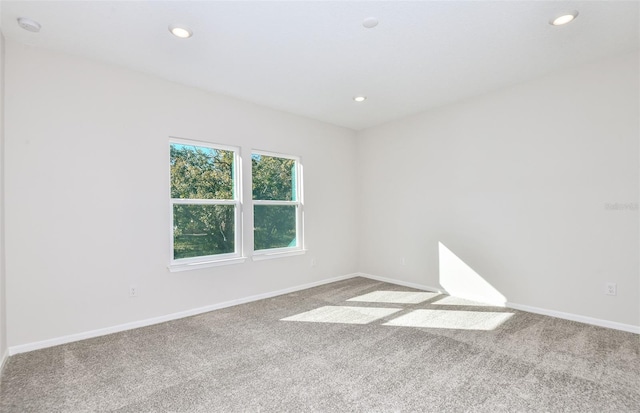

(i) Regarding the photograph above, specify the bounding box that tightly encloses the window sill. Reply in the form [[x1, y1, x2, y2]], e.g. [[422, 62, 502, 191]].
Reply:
[[252, 249, 306, 261], [168, 257, 247, 272]]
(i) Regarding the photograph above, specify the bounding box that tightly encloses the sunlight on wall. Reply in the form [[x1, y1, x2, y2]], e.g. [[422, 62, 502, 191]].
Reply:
[[438, 242, 507, 306]]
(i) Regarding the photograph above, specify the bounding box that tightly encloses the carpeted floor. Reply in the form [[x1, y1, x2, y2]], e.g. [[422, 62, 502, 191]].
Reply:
[[1, 277, 639, 412]]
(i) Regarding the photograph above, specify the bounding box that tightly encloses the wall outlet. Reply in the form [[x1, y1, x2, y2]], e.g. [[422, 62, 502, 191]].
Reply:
[[605, 283, 617, 296], [130, 285, 138, 297], [310, 258, 317, 267]]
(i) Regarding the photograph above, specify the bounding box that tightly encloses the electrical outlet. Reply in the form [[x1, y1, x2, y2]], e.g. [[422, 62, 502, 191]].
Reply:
[[130, 285, 138, 297], [310, 258, 317, 267], [605, 283, 617, 296]]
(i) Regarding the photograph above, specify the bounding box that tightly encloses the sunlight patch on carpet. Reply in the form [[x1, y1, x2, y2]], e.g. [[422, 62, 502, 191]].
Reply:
[[347, 291, 439, 304], [384, 309, 514, 330], [432, 296, 497, 307], [281, 306, 401, 325]]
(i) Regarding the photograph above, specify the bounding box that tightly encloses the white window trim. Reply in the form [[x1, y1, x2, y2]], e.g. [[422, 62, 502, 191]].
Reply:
[[251, 150, 304, 257], [169, 256, 247, 272], [252, 248, 306, 261], [169, 137, 244, 271]]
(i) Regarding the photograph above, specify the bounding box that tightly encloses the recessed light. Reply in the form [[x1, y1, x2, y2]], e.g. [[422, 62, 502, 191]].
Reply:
[[17, 17, 41, 33], [363, 17, 379, 29], [550, 11, 578, 26], [169, 25, 193, 39], [354, 96, 367, 102]]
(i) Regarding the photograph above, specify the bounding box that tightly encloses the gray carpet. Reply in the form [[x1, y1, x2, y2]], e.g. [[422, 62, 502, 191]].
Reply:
[[1, 277, 639, 412]]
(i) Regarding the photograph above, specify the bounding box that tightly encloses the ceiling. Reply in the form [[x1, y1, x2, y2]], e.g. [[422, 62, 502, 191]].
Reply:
[[1, 1, 638, 130]]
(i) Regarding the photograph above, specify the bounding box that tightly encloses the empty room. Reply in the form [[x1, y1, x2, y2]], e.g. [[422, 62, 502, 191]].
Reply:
[[0, 1, 638, 412]]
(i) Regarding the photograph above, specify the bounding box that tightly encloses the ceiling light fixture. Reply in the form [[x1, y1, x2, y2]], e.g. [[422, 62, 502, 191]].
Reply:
[[169, 25, 193, 39], [550, 11, 578, 26], [17, 17, 41, 33], [363, 17, 379, 29], [354, 96, 367, 102]]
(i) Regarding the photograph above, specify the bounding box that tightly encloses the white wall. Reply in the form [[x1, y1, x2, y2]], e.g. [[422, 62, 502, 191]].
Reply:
[[0, 32, 7, 363], [357, 52, 639, 327], [3, 41, 638, 351], [4, 41, 358, 348]]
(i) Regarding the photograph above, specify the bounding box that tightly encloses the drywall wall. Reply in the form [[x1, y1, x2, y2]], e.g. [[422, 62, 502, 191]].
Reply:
[[0, 32, 7, 364], [4, 41, 358, 348], [357, 51, 639, 327]]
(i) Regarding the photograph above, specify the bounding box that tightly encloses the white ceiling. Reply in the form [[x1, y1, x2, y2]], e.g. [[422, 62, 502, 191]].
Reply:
[[1, 1, 638, 130]]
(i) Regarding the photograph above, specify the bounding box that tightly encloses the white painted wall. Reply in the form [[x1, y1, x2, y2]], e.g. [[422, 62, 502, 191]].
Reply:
[[0, 32, 7, 363], [357, 52, 639, 327], [2, 39, 638, 351], [4, 41, 358, 348]]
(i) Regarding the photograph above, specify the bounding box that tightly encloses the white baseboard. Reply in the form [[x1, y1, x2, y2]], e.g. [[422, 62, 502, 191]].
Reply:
[[8, 273, 360, 355], [506, 302, 640, 334], [356, 272, 443, 294], [0, 348, 8, 376], [356, 272, 639, 334], [8, 272, 638, 355]]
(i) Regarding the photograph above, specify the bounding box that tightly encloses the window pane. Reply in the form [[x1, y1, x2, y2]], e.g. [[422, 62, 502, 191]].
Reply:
[[173, 204, 235, 259], [252, 154, 296, 201], [170, 143, 234, 200], [254, 205, 296, 250]]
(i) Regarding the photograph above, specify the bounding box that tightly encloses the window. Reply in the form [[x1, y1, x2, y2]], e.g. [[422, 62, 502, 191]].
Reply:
[[169, 138, 243, 270], [252, 151, 303, 256]]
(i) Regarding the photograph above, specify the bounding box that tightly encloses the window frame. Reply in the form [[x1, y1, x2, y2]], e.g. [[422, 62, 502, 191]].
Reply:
[[169, 137, 245, 272], [251, 150, 304, 259]]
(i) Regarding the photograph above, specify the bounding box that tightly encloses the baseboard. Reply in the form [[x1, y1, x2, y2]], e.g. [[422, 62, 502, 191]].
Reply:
[[9, 272, 637, 355], [506, 302, 640, 334], [0, 348, 8, 377], [357, 272, 639, 334], [356, 272, 443, 294], [8, 273, 360, 355]]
